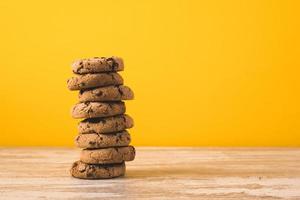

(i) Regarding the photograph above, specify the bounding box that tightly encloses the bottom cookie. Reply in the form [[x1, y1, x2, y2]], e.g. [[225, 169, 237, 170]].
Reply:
[[70, 161, 125, 179]]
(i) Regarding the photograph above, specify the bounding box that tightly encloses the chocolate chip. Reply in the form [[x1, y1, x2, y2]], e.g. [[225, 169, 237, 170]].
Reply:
[[95, 90, 103, 97]]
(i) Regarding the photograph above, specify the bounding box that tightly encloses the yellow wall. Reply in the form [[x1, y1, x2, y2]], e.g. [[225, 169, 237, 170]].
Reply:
[[0, 0, 299, 146]]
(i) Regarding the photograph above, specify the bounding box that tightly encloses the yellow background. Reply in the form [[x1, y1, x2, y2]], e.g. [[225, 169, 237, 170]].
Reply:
[[0, 0, 299, 146]]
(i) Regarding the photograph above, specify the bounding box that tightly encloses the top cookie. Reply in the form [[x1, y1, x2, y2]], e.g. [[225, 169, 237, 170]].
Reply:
[[72, 57, 124, 74]]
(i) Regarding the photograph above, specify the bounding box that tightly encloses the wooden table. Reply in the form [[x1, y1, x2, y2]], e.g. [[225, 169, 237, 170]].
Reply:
[[0, 147, 299, 200]]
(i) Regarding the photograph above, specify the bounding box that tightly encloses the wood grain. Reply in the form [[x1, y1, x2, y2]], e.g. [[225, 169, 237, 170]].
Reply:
[[0, 147, 299, 200]]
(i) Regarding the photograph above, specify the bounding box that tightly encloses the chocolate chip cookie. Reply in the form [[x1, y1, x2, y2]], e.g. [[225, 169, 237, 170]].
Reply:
[[78, 114, 134, 134], [70, 161, 125, 179], [72, 56, 124, 74], [75, 131, 131, 149], [67, 73, 123, 90], [80, 146, 135, 164], [79, 85, 134, 102], [72, 102, 125, 119]]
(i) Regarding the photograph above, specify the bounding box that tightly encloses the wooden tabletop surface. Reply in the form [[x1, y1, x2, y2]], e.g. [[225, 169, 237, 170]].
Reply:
[[0, 147, 299, 200]]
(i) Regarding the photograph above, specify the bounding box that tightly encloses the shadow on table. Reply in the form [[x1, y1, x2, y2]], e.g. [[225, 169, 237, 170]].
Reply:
[[125, 167, 216, 178]]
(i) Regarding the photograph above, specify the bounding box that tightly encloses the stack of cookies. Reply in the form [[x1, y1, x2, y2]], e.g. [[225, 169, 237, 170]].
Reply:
[[67, 56, 135, 179]]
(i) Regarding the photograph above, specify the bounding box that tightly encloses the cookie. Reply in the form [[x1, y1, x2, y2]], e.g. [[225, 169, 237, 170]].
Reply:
[[70, 161, 125, 179], [67, 73, 123, 91], [72, 57, 124, 74], [80, 146, 135, 164], [79, 85, 134, 102], [78, 114, 134, 134], [71, 102, 125, 119], [75, 131, 131, 149]]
